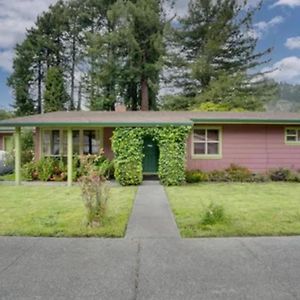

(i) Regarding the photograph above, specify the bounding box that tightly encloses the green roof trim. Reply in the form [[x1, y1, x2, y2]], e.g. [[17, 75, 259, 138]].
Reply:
[[0, 121, 192, 127], [191, 118, 300, 124]]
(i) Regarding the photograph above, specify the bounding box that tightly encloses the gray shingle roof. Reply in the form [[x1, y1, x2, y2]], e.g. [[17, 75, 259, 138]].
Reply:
[[0, 111, 300, 127]]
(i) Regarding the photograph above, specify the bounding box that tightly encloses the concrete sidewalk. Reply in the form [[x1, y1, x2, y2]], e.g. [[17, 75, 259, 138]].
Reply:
[[1, 237, 300, 300], [126, 182, 180, 239]]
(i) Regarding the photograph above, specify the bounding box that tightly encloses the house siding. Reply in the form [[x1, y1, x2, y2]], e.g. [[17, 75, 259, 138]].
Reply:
[[34, 128, 41, 161], [0, 133, 14, 151], [186, 124, 300, 173], [103, 127, 114, 160]]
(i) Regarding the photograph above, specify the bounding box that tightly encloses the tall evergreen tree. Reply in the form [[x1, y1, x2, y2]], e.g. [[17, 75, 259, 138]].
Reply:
[[7, 40, 36, 116], [44, 67, 69, 112], [163, 0, 276, 111]]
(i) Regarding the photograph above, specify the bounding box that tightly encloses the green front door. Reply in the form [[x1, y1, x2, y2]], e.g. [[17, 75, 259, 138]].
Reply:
[[143, 136, 159, 174]]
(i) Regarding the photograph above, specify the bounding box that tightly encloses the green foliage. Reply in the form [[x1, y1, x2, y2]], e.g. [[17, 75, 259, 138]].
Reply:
[[268, 168, 292, 182], [185, 165, 255, 183], [44, 67, 69, 112], [0, 110, 14, 120], [22, 155, 114, 182], [112, 128, 144, 185], [79, 171, 110, 227], [186, 170, 209, 183], [37, 157, 56, 181], [21, 130, 34, 165], [225, 164, 252, 182], [185, 165, 300, 183], [164, 0, 276, 111], [201, 202, 226, 226], [155, 127, 191, 185], [22, 161, 38, 181], [208, 170, 229, 182], [112, 126, 191, 186]]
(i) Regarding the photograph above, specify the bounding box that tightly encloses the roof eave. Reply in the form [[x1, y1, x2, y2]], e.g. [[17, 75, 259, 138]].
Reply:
[[0, 121, 193, 127], [191, 118, 300, 125]]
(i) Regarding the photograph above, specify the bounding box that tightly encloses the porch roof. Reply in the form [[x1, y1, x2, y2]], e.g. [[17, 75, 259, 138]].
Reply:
[[0, 111, 300, 127]]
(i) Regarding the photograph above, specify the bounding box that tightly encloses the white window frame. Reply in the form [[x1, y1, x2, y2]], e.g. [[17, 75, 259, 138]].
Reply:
[[285, 127, 300, 145], [41, 128, 104, 157], [191, 126, 222, 159]]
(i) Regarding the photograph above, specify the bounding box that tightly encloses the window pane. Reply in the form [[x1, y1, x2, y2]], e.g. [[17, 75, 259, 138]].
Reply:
[[43, 131, 51, 155], [287, 129, 296, 135], [194, 129, 206, 142], [207, 129, 219, 141], [83, 130, 99, 155], [51, 130, 60, 155], [287, 135, 297, 142], [298, 130, 300, 142], [207, 143, 219, 155], [194, 143, 205, 155], [43, 131, 51, 143], [62, 131, 67, 155]]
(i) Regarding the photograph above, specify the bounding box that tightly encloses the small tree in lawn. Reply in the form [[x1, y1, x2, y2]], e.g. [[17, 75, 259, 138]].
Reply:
[[79, 157, 110, 227], [44, 66, 69, 112]]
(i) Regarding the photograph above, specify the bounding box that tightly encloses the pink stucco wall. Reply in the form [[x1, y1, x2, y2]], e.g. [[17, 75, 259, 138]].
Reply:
[[187, 124, 300, 173]]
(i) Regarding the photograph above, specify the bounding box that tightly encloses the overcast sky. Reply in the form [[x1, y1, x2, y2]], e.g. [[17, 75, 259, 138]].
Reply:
[[0, 0, 300, 109]]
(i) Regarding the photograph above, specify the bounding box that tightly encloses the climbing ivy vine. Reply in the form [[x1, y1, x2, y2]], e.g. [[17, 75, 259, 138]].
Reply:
[[111, 126, 191, 186]]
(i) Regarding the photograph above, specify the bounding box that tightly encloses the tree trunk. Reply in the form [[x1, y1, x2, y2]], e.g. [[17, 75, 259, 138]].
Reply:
[[70, 35, 76, 111], [37, 59, 42, 114], [77, 82, 82, 111], [141, 77, 149, 111]]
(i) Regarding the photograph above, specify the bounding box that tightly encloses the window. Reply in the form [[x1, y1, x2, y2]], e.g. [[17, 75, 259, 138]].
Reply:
[[192, 127, 222, 158], [285, 128, 300, 144], [83, 130, 99, 155], [42, 129, 102, 156]]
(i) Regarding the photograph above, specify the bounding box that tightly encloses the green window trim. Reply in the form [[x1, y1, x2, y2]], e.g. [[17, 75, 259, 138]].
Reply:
[[41, 128, 104, 157], [285, 127, 300, 145], [191, 126, 223, 159]]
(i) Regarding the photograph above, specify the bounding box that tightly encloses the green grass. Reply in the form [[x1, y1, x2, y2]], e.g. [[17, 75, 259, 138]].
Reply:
[[166, 183, 300, 237], [0, 185, 137, 237], [0, 173, 15, 181]]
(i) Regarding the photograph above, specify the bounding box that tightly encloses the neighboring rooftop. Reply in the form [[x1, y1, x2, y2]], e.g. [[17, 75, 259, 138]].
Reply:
[[0, 111, 300, 127]]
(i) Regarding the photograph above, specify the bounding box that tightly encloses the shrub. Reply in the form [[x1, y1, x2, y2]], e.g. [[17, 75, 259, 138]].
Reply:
[[201, 202, 226, 225], [37, 157, 55, 181], [287, 171, 300, 182], [79, 171, 110, 227], [186, 170, 209, 183], [225, 164, 252, 182], [248, 173, 270, 183], [269, 168, 291, 181], [22, 161, 38, 181], [208, 170, 228, 182]]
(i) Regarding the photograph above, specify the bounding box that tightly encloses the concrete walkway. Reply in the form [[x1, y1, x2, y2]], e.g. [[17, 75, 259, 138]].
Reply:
[[126, 182, 180, 239]]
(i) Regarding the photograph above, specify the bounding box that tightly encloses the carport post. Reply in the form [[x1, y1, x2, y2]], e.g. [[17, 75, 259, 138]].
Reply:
[[67, 128, 73, 187], [15, 126, 21, 186]]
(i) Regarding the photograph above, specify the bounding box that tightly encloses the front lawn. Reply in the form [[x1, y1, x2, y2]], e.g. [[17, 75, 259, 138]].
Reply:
[[0, 185, 136, 237], [166, 183, 300, 237]]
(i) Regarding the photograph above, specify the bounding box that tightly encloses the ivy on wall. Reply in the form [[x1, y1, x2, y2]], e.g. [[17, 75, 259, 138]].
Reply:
[[111, 126, 191, 186]]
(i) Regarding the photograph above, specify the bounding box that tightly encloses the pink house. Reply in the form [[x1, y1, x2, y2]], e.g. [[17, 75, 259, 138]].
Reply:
[[1, 111, 300, 184]]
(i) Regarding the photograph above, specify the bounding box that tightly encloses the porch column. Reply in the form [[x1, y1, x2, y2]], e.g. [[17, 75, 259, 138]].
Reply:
[[67, 128, 73, 187], [15, 127, 21, 186]]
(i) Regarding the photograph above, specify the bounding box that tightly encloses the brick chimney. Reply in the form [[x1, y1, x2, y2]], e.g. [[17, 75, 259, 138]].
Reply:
[[115, 102, 127, 112]]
